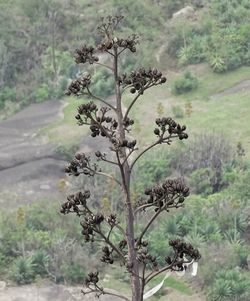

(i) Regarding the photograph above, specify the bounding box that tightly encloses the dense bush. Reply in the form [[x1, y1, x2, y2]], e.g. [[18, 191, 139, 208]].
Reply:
[[55, 142, 79, 161], [91, 68, 114, 98], [170, 133, 235, 193], [10, 257, 35, 285], [189, 168, 214, 195], [232, 169, 250, 201], [0, 87, 17, 109], [0, 203, 96, 285], [34, 84, 50, 103], [178, 36, 207, 65], [172, 105, 184, 118], [171, 71, 198, 94], [166, 0, 250, 72], [207, 269, 250, 301], [131, 149, 171, 195]]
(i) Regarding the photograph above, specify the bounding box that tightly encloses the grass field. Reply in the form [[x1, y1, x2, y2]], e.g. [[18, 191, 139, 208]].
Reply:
[[123, 65, 250, 157], [42, 65, 250, 160], [103, 266, 192, 300]]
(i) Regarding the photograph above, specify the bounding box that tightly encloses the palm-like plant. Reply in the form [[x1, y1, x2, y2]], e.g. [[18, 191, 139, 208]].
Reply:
[[208, 278, 232, 301], [10, 256, 35, 284], [209, 53, 227, 73], [32, 250, 50, 276]]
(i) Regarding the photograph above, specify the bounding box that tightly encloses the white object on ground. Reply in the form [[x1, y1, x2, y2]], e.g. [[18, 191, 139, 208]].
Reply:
[[143, 272, 171, 300]]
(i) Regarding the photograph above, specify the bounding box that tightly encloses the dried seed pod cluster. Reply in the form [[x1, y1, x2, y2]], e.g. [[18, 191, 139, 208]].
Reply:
[[101, 246, 114, 264], [80, 213, 104, 242], [137, 248, 158, 270], [120, 68, 166, 94], [154, 117, 188, 141], [77, 101, 97, 116], [97, 15, 124, 37], [89, 107, 118, 138], [118, 239, 127, 251], [85, 271, 99, 287], [123, 117, 135, 131], [97, 34, 139, 53], [60, 191, 90, 214], [119, 138, 137, 149], [141, 178, 189, 211], [75, 103, 119, 140], [66, 74, 91, 96], [65, 153, 98, 177], [168, 239, 201, 264], [75, 45, 99, 65], [106, 213, 117, 227]]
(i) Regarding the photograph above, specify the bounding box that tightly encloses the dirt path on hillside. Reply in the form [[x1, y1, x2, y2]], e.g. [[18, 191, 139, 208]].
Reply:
[[0, 281, 205, 301], [0, 282, 121, 301], [211, 79, 250, 98], [0, 100, 67, 207]]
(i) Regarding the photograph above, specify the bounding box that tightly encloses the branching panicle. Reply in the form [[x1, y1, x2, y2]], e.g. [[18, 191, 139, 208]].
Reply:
[[101, 246, 114, 264], [169, 239, 201, 263], [60, 190, 90, 215], [65, 152, 99, 177], [60, 15, 201, 301], [137, 178, 189, 212], [97, 15, 124, 38], [75, 44, 99, 65], [137, 248, 158, 271], [97, 34, 139, 53], [154, 117, 188, 141], [121, 68, 166, 94], [66, 74, 91, 96]]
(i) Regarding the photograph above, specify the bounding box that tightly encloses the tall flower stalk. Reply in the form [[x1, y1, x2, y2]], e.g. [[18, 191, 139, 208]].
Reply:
[[61, 16, 200, 301]]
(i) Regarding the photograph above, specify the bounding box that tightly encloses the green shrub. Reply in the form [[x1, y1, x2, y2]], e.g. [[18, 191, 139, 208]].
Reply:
[[232, 244, 250, 269], [91, 68, 114, 98], [178, 36, 206, 65], [189, 168, 214, 195], [207, 269, 250, 301], [62, 263, 86, 284], [0, 251, 7, 273], [172, 105, 184, 118], [55, 142, 79, 161], [32, 250, 50, 277], [208, 53, 227, 73], [10, 256, 35, 284], [171, 71, 198, 95], [132, 149, 171, 195], [170, 133, 234, 193], [0, 86, 17, 109], [34, 84, 50, 103], [232, 170, 250, 201]]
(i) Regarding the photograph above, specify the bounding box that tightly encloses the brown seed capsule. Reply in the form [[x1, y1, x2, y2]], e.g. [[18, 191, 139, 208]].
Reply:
[[154, 128, 160, 135], [179, 196, 185, 203], [95, 151, 102, 158], [75, 153, 82, 160]]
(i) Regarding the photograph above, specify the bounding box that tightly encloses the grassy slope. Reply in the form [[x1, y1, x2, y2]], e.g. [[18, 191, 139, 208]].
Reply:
[[41, 97, 88, 146], [103, 266, 192, 300], [125, 65, 250, 157]]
